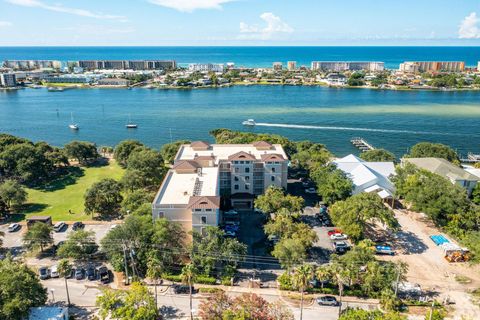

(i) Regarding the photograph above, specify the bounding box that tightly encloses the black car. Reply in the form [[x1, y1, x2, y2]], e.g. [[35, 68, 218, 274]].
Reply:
[[316, 295, 339, 306], [97, 266, 110, 284], [72, 222, 85, 231], [86, 265, 96, 281], [173, 285, 194, 294], [75, 267, 85, 280]]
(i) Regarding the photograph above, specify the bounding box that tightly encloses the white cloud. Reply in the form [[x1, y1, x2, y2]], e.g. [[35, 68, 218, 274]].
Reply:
[[239, 12, 293, 40], [0, 21, 12, 27], [459, 12, 480, 39], [149, 0, 236, 12], [6, 0, 126, 21]]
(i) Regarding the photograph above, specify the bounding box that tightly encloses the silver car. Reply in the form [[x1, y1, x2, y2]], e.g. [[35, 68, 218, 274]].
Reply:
[[316, 295, 339, 306]]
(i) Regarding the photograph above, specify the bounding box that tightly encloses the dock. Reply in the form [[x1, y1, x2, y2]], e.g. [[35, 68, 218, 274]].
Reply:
[[460, 153, 480, 164], [350, 137, 375, 152]]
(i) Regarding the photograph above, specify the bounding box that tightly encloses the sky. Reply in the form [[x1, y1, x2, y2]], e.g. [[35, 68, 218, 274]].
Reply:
[[1, 0, 480, 46]]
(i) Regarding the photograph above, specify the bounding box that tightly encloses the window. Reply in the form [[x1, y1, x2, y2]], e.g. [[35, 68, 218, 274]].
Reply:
[[245, 176, 250, 181], [201, 216, 207, 224], [234, 184, 239, 190], [271, 176, 275, 182], [235, 167, 239, 173], [245, 167, 250, 173], [234, 176, 239, 181], [245, 184, 250, 190], [240, 161, 244, 164], [205, 208, 212, 212], [271, 167, 276, 173], [158, 211, 165, 218], [201, 227, 207, 236], [194, 208, 202, 212]]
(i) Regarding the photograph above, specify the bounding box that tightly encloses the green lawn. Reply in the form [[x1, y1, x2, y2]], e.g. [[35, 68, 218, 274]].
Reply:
[[24, 161, 124, 222]]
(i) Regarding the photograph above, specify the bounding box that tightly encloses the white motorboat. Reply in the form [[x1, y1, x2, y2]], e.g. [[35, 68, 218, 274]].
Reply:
[[242, 119, 256, 126], [126, 114, 138, 128]]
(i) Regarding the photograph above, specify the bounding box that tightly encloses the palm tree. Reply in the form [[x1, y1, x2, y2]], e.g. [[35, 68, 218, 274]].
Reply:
[[146, 254, 164, 311], [57, 259, 72, 306], [292, 264, 314, 320], [329, 262, 347, 317], [0, 231, 4, 248], [181, 263, 198, 320], [315, 264, 332, 289]]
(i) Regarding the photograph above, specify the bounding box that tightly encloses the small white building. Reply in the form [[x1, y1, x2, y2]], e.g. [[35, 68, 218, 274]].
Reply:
[[333, 154, 396, 200], [29, 307, 68, 320]]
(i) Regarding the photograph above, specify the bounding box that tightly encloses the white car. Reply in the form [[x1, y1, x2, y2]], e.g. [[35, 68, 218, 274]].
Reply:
[[50, 265, 59, 278], [53, 221, 66, 232], [7, 223, 20, 232], [305, 187, 317, 194], [110, 224, 118, 230], [224, 210, 238, 216], [330, 233, 348, 240]]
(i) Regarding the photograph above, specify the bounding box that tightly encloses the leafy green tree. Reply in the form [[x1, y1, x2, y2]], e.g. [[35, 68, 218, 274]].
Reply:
[[160, 140, 190, 164], [23, 222, 53, 252], [329, 193, 398, 242], [0, 179, 27, 211], [0, 258, 48, 320], [123, 148, 166, 191], [264, 213, 317, 248], [359, 149, 396, 162], [114, 140, 144, 168], [64, 141, 99, 165], [182, 263, 198, 320], [84, 178, 123, 218], [57, 259, 72, 306], [146, 253, 164, 310], [339, 309, 406, 320], [311, 165, 353, 204], [57, 229, 98, 260], [472, 183, 480, 205], [291, 141, 332, 170], [255, 186, 304, 214], [121, 189, 154, 215], [425, 308, 446, 320], [292, 264, 314, 320], [272, 237, 307, 270], [191, 227, 247, 276], [405, 142, 459, 164], [315, 264, 332, 289], [96, 282, 158, 320]]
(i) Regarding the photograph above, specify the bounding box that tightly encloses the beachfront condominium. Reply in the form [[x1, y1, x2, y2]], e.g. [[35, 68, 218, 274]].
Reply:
[[287, 61, 297, 71], [399, 61, 465, 73], [311, 61, 384, 72], [273, 62, 283, 71], [77, 60, 176, 71], [2, 60, 62, 70], [152, 141, 288, 233], [0, 73, 17, 87], [188, 63, 225, 73]]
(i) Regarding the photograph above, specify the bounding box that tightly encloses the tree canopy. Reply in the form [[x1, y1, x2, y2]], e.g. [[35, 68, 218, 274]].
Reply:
[[255, 186, 304, 214], [23, 222, 53, 252], [311, 165, 353, 205], [160, 140, 190, 164], [84, 178, 123, 218], [0, 179, 27, 212], [64, 140, 99, 165], [359, 149, 396, 162], [405, 142, 459, 164], [122, 147, 166, 191], [114, 140, 144, 168], [0, 258, 48, 320], [329, 193, 398, 243], [57, 229, 98, 260], [339, 309, 405, 320]]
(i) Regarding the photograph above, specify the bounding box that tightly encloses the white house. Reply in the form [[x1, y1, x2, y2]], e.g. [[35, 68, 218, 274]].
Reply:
[[333, 154, 396, 200]]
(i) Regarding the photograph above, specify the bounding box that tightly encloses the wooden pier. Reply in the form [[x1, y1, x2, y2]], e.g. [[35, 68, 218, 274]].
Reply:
[[350, 137, 375, 152], [460, 153, 480, 164]]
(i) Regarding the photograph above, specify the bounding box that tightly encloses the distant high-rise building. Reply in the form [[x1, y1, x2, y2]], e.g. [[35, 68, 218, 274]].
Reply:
[[272, 62, 283, 71], [311, 61, 384, 72], [77, 60, 176, 71], [287, 61, 297, 71], [188, 63, 224, 73], [2, 60, 62, 70], [0, 73, 16, 87]]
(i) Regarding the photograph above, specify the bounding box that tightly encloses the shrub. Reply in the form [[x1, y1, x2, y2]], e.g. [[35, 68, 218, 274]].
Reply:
[[162, 274, 182, 282], [198, 287, 224, 294], [195, 276, 217, 285]]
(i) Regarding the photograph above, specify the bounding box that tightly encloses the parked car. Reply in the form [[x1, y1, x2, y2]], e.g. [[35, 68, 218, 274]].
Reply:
[[50, 265, 59, 278], [375, 245, 395, 256], [225, 224, 240, 232], [333, 241, 349, 254], [72, 222, 84, 230], [173, 285, 194, 294], [110, 224, 118, 230], [305, 187, 317, 194], [75, 267, 85, 280], [330, 233, 348, 240], [224, 220, 240, 226], [53, 221, 66, 232], [97, 266, 110, 284], [302, 181, 311, 187], [327, 229, 342, 236], [316, 295, 339, 306], [7, 223, 20, 232], [224, 210, 238, 216], [224, 230, 237, 237], [38, 266, 50, 280], [86, 265, 96, 281]]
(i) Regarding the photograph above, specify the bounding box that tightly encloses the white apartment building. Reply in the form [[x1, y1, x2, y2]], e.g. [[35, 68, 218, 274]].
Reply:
[[311, 61, 384, 72], [188, 63, 225, 73], [287, 61, 297, 71], [152, 141, 288, 233]]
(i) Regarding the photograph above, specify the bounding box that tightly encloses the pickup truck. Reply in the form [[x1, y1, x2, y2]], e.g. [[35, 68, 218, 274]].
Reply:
[[375, 245, 395, 256]]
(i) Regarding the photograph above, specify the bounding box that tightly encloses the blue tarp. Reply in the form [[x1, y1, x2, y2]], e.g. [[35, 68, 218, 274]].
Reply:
[[430, 235, 450, 246]]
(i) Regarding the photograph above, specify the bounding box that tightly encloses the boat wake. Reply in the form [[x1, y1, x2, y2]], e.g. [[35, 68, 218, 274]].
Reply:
[[254, 122, 459, 136]]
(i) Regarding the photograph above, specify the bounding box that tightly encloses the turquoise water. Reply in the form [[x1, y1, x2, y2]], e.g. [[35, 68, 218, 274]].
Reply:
[[2, 46, 480, 68], [0, 86, 479, 157]]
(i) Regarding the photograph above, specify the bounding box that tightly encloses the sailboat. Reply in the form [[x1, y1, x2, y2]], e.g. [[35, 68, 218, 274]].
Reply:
[[126, 114, 138, 129], [69, 112, 79, 130]]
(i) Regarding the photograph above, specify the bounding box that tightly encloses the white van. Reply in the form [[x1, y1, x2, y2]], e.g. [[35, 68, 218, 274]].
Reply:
[[50, 265, 59, 278]]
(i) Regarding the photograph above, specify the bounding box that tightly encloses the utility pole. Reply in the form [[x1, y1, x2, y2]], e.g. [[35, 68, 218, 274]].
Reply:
[[122, 241, 129, 285], [429, 300, 435, 320], [338, 281, 343, 317]]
